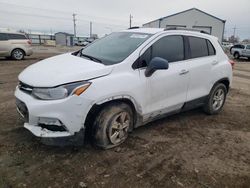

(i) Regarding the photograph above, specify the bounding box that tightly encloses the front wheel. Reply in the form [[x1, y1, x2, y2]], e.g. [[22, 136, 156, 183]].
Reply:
[[203, 83, 227, 115], [92, 102, 133, 149], [234, 52, 240, 59]]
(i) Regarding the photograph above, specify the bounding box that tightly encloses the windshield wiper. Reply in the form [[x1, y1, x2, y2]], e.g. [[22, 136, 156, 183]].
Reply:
[[80, 53, 103, 63]]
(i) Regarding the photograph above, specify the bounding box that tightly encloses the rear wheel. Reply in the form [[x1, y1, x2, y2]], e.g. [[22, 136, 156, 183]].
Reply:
[[203, 83, 227, 115], [11, 49, 24, 60], [234, 52, 240, 59], [92, 102, 133, 149]]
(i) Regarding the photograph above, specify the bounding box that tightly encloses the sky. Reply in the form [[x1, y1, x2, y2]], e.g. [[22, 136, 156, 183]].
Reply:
[[0, 0, 249, 39]]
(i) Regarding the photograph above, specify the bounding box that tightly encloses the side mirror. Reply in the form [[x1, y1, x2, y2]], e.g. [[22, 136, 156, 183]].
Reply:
[[145, 57, 169, 77]]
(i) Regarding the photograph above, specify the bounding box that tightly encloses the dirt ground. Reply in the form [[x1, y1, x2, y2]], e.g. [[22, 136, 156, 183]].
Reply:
[[0, 52, 250, 188]]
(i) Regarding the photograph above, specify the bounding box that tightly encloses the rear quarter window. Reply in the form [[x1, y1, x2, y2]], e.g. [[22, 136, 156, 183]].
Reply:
[[207, 40, 216, 56], [8, 34, 27, 40]]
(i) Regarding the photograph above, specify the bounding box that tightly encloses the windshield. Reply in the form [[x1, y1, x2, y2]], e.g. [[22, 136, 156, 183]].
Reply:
[[80, 32, 152, 65]]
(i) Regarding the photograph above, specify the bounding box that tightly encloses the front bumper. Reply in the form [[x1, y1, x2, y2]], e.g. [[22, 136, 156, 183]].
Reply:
[[15, 87, 93, 141]]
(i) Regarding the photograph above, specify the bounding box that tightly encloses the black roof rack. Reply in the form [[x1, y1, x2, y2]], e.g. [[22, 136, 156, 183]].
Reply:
[[128, 26, 140, 29], [164, 27, 210, 35]]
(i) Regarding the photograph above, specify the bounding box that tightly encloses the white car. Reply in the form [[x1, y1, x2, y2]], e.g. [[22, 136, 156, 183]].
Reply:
[[0, 32, 33, 60], [15, 28, 233, 148]]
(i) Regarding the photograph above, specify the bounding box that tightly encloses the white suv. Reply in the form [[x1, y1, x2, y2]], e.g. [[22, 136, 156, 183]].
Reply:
[[15, 28, 233, 148], [0, 32, 33, 60], [230, 44, 250, 60]]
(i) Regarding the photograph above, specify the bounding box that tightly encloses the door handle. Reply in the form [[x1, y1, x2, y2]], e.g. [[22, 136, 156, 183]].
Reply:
[[179, 69, 189, 75], [211, 60, 219, 65]]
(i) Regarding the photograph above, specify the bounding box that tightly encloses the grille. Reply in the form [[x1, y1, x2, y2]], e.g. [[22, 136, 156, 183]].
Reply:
[[19, 82, 33, 95]]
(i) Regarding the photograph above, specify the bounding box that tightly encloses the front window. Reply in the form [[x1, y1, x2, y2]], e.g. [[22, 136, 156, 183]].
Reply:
[[79, 32, 152, 65]]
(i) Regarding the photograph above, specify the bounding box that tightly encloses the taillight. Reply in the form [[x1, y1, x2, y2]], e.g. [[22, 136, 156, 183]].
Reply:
[[27, 40, 32, 45], [229, 60, 235, 69]]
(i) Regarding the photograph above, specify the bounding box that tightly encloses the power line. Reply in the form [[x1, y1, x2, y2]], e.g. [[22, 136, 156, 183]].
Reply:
[[0, 1, 131, 25], [0, 10, 128, 28]]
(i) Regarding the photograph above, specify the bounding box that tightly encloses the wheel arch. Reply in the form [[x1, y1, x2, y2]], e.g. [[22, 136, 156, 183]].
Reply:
[[84, 96, 141, 137], [212, 77, 230, 93], [11, 48, 26, 56]]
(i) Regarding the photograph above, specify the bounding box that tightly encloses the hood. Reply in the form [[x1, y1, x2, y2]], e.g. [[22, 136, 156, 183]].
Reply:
[[18, 53, 113, 87]]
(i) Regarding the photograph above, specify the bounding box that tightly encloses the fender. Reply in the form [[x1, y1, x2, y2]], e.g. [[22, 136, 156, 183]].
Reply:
[[210, 77, 230, 93], [82, 94, 143, 129], [95, 94, 142, 114]]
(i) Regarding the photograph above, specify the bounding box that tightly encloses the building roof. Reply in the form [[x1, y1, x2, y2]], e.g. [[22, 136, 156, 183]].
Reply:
[[143, 8, 226, 26]]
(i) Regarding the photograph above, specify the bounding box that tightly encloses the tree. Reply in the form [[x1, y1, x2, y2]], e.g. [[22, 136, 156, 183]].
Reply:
[[242, 39, 250, 43], [228, 35, 240, 43]]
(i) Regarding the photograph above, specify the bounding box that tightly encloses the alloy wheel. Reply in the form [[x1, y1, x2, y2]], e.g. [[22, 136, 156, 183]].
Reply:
[[108, 112, 130, 145], [13, 49, 24, 60], [212, 88, 225, 111]]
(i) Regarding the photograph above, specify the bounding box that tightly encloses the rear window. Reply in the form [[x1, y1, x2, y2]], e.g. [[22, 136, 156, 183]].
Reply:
[[0, 33, 8, 40], [8, 34, 27, 40], [188, 36, 208, 58]]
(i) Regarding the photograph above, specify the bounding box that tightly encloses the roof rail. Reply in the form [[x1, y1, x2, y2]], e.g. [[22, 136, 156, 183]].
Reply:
[[128, 26, 140, 29], [164, 27, 210, 35]]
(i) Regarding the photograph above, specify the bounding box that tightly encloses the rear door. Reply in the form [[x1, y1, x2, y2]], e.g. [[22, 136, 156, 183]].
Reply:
[[185, 36, 216, 101], [0, 33, 10, 56]]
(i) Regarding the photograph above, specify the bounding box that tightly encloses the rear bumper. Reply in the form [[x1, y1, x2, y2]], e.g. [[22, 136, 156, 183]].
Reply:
[[25, 48, 33, 56]]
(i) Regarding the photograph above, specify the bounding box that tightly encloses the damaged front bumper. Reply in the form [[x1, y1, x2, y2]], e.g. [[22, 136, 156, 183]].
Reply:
[[15, 86, 92, 146]]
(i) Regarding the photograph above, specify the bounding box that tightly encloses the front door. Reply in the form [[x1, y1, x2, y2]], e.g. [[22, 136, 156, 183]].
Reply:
[[138, 35, 189, 120]]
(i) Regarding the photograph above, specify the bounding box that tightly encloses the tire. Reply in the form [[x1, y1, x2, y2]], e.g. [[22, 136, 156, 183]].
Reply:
[[11, 49, 24, 60], [234, 52, 240, 59], [92, 102, 133, 149], [203, 83, 227, 115]]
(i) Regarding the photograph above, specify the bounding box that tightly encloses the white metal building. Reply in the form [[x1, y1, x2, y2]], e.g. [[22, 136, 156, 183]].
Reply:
[[143, 8, 226, 42]]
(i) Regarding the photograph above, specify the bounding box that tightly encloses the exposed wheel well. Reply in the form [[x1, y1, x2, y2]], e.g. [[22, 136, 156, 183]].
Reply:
[[84, 98, 137, 139]]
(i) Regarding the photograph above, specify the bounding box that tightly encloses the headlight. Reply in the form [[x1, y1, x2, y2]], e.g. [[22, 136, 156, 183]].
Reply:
[[32, 81, 91, 100]]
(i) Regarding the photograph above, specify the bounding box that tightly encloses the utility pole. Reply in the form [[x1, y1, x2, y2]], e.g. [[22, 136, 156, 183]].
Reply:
[[73, 13, 77, 37], [129, 14, 133, 28], [90, 21, 92, 38], [233, 25, 237, 38]]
